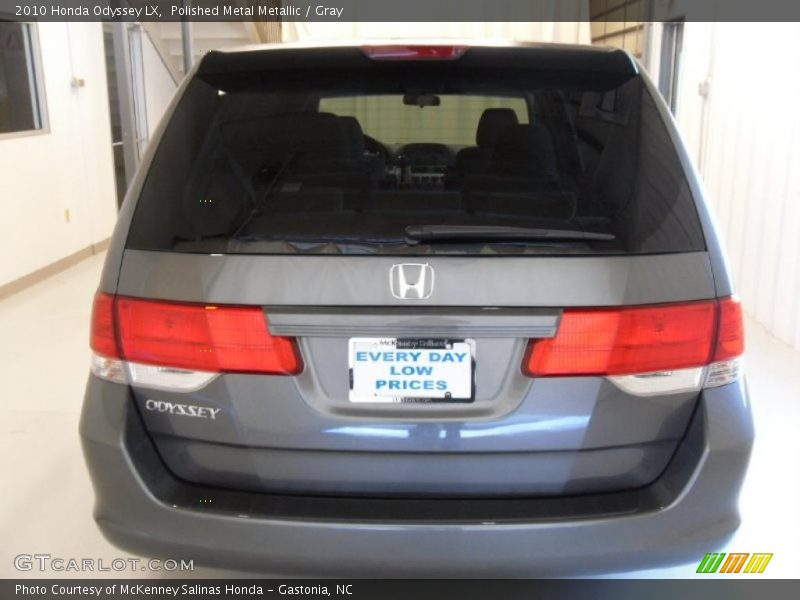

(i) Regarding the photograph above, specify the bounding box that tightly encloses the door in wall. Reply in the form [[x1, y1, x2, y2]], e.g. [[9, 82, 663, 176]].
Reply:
[[102, 23, 148, 208]]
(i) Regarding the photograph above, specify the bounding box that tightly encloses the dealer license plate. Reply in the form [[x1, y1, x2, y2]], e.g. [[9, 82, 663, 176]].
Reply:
[[348, 338, 475, 403]]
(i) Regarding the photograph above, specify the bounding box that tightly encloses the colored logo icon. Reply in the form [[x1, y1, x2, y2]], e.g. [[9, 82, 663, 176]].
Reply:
[[697, 552, 773, 574]]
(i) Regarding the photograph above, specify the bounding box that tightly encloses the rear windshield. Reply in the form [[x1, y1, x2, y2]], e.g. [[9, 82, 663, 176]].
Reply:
[[126, 55, 705, 256]]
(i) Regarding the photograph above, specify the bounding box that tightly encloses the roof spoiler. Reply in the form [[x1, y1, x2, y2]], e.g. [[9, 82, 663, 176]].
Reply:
[[196, 44, 638, 79]]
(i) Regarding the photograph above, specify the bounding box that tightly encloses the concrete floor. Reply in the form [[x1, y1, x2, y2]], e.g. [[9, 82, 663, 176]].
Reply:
[[1, 252, 798, 579]]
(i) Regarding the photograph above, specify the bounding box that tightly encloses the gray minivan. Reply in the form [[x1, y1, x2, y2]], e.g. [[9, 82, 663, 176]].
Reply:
[[80, 42, 753, 576]]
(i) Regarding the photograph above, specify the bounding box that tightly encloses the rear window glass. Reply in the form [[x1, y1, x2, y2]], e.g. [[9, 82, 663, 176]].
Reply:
[[319, 95, 529, 145], [126, 59, 705, 256]]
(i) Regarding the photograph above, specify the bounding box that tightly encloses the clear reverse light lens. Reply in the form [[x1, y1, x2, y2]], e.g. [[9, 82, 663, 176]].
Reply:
[[704, 357, 743, 388], [90, 354, 219, 392], [125, 362, 218, 392], [90, 352, 127, 384], [608, 366, 706, 396]]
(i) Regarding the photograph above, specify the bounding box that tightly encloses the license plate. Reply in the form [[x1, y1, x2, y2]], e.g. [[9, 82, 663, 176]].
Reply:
[[348, 338, 475, 403]]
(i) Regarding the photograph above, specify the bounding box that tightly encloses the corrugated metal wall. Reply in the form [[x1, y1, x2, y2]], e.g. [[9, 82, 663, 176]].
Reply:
[[675, 23, 800, 350], [588, 0, 646, 59], [249, 0, 282, 42], [281, 16, 590, 45]]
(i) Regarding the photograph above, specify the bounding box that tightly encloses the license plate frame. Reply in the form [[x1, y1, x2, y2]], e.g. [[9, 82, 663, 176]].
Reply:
[[348, 338, 476, 404]]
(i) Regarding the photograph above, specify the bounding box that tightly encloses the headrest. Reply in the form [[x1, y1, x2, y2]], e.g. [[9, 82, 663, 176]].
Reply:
[[221, 112, 346, 152], [337, 116, 366, 153], [288, 112, 347, 150], [476, 108, 519, 148], [492, 124, 558, 179]]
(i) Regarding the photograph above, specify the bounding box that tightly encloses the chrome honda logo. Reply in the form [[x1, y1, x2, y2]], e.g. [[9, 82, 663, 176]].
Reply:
[[390, 263, 434, 300]]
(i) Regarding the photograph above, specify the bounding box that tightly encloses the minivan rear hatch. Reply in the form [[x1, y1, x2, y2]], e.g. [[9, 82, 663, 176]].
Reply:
[[109, 44, 717, 498]]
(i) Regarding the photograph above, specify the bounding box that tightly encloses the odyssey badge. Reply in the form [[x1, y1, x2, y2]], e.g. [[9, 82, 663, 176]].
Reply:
[[144, 399, 221, 420]]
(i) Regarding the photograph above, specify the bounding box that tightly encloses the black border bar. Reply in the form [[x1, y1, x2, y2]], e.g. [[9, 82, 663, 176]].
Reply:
[[3, 0, 800, 22], [3, 579, 800, 600]]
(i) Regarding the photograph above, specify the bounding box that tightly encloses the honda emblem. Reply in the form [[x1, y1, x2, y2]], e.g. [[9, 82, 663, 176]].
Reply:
[[389, 263, 434, 300]]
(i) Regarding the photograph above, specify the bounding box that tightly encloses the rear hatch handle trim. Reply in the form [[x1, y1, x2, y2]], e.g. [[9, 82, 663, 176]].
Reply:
[[265, 306, 561, 338]]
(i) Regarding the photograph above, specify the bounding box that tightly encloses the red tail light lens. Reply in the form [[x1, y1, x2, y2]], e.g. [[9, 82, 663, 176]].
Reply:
[[94, 295, 301, 375], [524, 300, 725, 377], [90, 292, 120, 358], [361, 45, 468, 60], [713, 296, 745, 361]]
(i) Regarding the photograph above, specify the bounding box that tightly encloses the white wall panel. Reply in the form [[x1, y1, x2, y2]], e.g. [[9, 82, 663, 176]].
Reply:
[[0, 23, 117, 288], [674, 23, 800, 349]]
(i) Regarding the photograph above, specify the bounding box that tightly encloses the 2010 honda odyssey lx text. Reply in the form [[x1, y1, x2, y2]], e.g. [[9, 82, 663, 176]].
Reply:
[[80, 42, 754, 576]]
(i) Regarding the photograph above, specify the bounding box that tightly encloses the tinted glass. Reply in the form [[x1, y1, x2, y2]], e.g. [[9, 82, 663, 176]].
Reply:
[[319, 95, 529, 145], [0, 21, 42, 135], [126, 60, 705, 256]]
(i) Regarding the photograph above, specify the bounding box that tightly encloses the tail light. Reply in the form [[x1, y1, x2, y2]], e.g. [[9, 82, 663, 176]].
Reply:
[[523, 297, 744, 394], [90, 293, 302, 389], [90, 291, 120, 359], [713, 297, 745, 361], [89, 292, 125, 384], [361, 45, 468, 61], [706, 297, 745, 388], [114, 297, 301, 374]]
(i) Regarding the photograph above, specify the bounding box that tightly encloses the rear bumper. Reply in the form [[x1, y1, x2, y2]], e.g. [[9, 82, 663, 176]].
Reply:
[[80, 376, 753, 577]]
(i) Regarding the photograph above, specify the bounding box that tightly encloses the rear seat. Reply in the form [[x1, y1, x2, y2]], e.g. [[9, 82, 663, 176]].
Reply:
[[455, 108, 519, 176], [462, 123, 563, 189], [221, 111, 377, 196], [338, 115, 367, 160], [365, 190, 463, 213], [337, 115, 384, 186], [219, 112, 371, 180], [491, 123, 560, 181], [183, 112, 377, 237], [464, 124, 576, 219]]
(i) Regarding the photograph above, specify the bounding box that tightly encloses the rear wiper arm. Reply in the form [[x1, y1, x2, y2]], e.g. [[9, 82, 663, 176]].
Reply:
[[231, 151, 300, 240], [404, 225, 615, 245]]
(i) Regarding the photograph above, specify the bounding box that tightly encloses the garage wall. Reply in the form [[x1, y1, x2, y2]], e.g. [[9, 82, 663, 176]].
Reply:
[[140, 30, 178, 140], [0, 22, 117, 289], [669, 23, 800, 350], [282, 15, 590, 45], [589, 0, 647, 59]]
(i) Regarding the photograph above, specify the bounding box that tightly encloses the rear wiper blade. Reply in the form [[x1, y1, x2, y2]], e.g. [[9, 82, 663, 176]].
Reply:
[[404, 225, 615, 245]]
